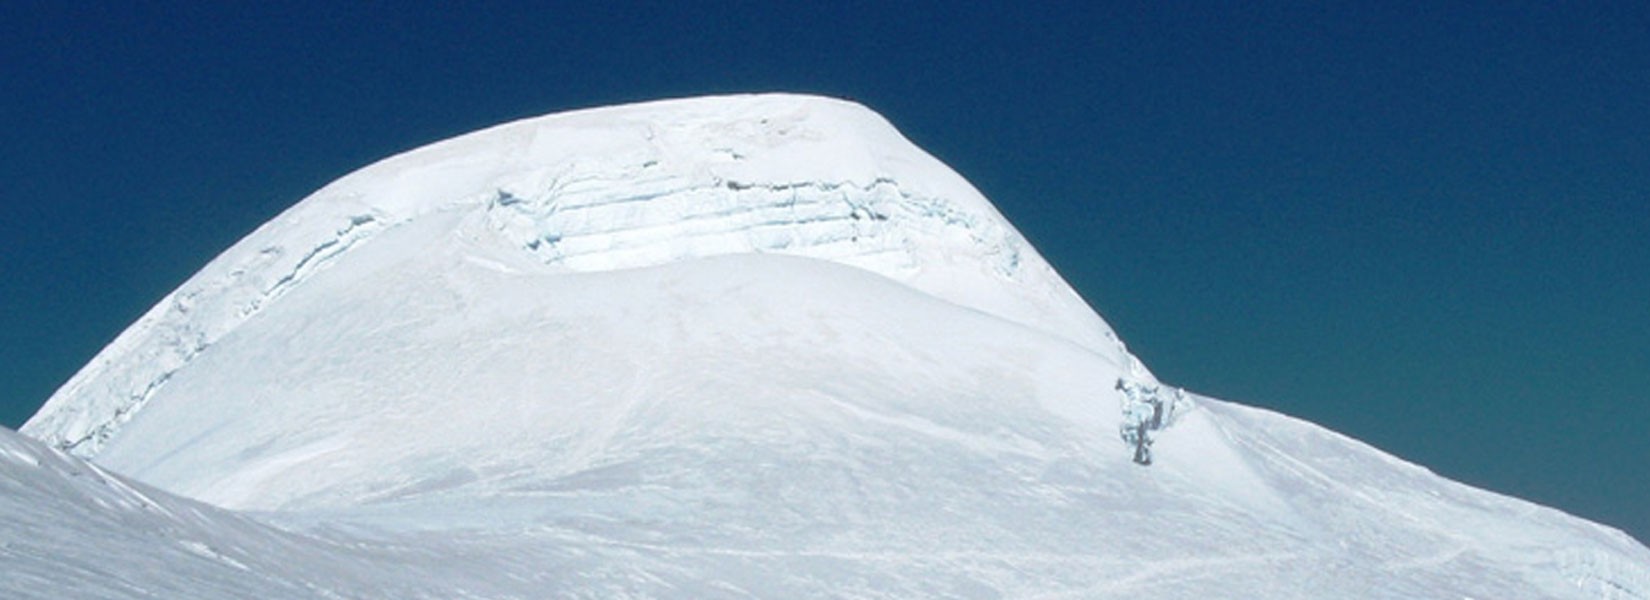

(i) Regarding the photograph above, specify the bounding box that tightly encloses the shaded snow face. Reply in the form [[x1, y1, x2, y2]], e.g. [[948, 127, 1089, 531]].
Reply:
[[22, 94, 1129, 458]]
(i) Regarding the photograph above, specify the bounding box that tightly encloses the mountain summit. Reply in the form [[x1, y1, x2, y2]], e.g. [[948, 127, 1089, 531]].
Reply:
[[10, 95, 1648, 598], [25, 94, 1137, 460]]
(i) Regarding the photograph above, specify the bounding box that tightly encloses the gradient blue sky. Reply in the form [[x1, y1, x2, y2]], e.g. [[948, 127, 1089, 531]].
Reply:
[[2, 3, 1646, 542]]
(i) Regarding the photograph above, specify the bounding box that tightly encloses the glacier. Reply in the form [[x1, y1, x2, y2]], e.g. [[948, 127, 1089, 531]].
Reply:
[[7, 94, 1648, 598]]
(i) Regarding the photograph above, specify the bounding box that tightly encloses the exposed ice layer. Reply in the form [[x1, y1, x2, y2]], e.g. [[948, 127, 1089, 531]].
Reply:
[[491, 176, 1006, 278], [32, 213, 387, 457], [23, 94, 1132, 457]]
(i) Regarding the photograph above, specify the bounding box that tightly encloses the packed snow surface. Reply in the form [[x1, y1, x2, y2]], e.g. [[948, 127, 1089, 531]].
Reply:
[[8, 94, 1648, 598]]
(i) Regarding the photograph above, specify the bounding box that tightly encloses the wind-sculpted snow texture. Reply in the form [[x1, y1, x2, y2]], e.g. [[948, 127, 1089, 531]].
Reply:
[[9, 95, 1649, 598]]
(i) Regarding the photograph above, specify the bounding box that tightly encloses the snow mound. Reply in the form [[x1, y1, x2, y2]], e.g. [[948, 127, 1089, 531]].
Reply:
[[24, 93, 1133, 458]]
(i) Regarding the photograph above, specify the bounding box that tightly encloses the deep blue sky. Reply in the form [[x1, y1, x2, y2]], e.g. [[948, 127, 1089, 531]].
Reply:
[[3, 3, 1645, 542]]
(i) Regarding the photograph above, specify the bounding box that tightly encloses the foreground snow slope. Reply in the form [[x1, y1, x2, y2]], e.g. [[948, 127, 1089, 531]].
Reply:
[[9, 94, 1649, 598], [0, 426, 563, 599]]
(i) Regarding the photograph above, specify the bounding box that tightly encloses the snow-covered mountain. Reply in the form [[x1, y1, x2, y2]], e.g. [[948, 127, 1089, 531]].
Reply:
[[8, 94, 1648, 598]]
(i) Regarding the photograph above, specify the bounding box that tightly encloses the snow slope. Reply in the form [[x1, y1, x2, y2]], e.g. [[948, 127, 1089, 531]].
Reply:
[[9, 94, 1649, 598], [0, 425, 493, 598]]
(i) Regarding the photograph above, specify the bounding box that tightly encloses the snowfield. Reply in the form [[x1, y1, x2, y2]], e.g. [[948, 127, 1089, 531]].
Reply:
[[7, 94, 1648, 598]]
